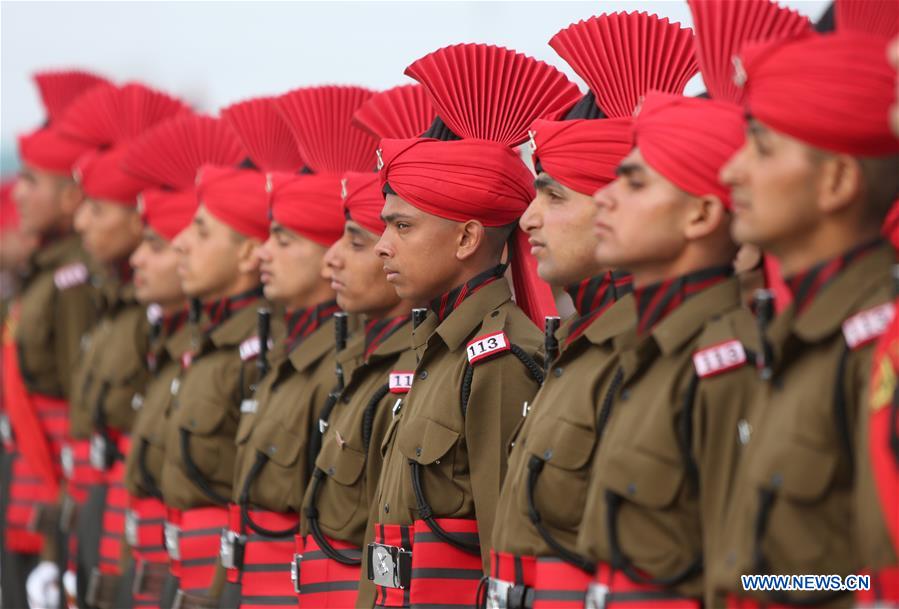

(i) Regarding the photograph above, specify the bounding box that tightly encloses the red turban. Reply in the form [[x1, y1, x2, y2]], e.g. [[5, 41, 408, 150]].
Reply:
[[634, 92, 745, 207], [138, 188, 197, 241], [341, 171, 384, 235], [196, 165, 269, 241], [739, 31, 899, 156], [74, 146, 152, 206], [530, 118, 633, 196], [269, 173, 345, 247]]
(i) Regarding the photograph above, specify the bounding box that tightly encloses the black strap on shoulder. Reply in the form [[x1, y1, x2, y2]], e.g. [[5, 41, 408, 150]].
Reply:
[[362, 383, 391, 452], [137, 439, 163, 500], [460, 344, 543, 418], [409, 459, 481, 555], [606, 490, 703, 587], [596, 367, 624, 440], [179, 428, 229, 506], [750, 487, 848, 606], [303, 469, 363, 565], [238, 452, 299, 538], [525, 455, 595, 573], [832, 343, 855, 472], [677, 373, 701, 493], [92, 381, 123, 468]]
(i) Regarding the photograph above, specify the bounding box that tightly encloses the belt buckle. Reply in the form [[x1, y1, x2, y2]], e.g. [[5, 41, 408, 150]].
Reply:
[[124, 510, 138, 546], [164, 522, 181, 561], [89, 433, 107, 471], [486, 577, 513, 609], [172, 589, 185, 609], [0, 414, 12, 444], [132, 559, 147, 596], [291, 553, 302, 594], [219, 529, 245, 570], [585, 582, 610, 609], [367, 542, 412, 589], [85, 567, 102, 607], [61, 444, 75, 479]]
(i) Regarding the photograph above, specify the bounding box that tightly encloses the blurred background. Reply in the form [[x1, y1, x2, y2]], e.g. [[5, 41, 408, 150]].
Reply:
[[1, 0, 830, 178]]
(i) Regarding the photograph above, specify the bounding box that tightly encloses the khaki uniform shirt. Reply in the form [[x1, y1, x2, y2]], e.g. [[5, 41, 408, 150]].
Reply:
[[231, 316, 341, 514], [491, 295, 635, 558], [14, 234, 97, 400], [709, 244, 897, 608], [576, 278, 759, 599], [160, 301, 263, 511], [371, 279, 543, 571], [125, 325, 191, 498], [69, 281, 149, 440]]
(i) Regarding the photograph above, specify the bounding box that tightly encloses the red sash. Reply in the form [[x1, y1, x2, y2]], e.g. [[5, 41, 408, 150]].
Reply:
[[299, 533, 361, 608], [166, 508, 183, 579], [593, 562, 700, 609], [490, 550, 536, 588], [177, 506, 228, 596], [128, 495, 169, 608], [533, 558, 592, 609], [97, 436, 131, 575]]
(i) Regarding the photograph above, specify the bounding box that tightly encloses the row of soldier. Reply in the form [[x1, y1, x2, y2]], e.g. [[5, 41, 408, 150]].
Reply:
[[1, 1, 898, 608]]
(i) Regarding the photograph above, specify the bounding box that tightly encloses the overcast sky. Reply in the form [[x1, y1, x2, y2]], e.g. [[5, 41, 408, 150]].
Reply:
[[0, 0, 830, 176]]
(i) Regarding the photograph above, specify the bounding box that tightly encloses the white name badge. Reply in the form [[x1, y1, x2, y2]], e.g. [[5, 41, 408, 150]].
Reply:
[[692, 340, 747, 378], [389, 371, 414, 394], [466, 331, 510, 365], [842, 302, 895, 350]]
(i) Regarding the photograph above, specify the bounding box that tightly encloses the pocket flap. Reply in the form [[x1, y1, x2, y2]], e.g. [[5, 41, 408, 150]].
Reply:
[[251, 417, 303, 468], [603, 451, 685, 509], [748, 440, 839, 502], [177, 396, 229, 436], [527, 419, 596, 471], [316, 436, 366, 486], [397, 417, 459, 465]]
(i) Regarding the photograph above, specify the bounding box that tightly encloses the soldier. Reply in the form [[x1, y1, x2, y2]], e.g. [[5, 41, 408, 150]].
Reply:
[[52, 81, 187, 608], [712, 11, 899, 609], [296, 84, 434, 609], [158, 121, 273, 609], [113, 112, 246, 609], [488, 11, 698, 609], [1, 69, 107, 609], [216, 87, 374, 609], [574, 2, 811, 607], [362, 43, 581, 609]]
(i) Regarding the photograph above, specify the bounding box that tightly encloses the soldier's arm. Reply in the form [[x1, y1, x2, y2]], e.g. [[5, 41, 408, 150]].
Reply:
[[53, 283, 96, 400], [465, 352, 540, 569]]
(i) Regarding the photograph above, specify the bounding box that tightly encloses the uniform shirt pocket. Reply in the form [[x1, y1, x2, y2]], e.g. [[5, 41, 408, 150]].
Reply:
[[314, 436, 366, 531], [522, 419, 596, 530], [396, 417, 463, 516], [244, 418, 304, 511]]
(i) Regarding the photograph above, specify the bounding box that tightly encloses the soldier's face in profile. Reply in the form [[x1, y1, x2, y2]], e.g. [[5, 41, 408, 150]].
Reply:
[[721, 120, 821, 261], [376, 194, 461, 302], [521, 172, 605, 286], [13, 165, 73, 235], [172, 206, 243, 299], [325, 220, 402, 317], [73, 198, 143, 264], [593, 149, 692, 276], [130, 227, 184, 308], [256, 223, 329, 310]]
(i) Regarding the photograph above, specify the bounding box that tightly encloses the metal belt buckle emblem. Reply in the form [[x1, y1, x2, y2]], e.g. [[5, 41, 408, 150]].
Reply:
[[219, 529, 240, 569], [164, 522, 181, 560], [585, 582, 610, 609], [125, 510, 139, 546], [89, 433, 107, 471], [367, 542, 411, 589], [486, 577, 514, 609], [0, 414, 12, 443], [61, 444, 75, 479], [291, 553, 303, 593]]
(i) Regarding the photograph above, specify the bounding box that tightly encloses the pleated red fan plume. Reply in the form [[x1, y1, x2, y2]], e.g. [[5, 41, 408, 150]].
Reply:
[[549, 12, 698, 118], [836, 0, 898, 38], [688, 0, 811, 104], [33, 70, 109, 122], [404, 43, 581, 147], [276, 85, 378, 174], [122, 114, 246, 190], [56, 82, 188, 147], [352, 83, 437, 139], [220, 97, 305, 173]]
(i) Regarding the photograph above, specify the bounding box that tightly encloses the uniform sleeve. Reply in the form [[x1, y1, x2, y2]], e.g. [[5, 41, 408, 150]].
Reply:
[[465, 350, 541, 569], [53, 283, 96, 400]]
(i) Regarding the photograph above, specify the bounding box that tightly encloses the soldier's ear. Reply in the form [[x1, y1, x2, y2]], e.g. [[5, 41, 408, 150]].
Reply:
[[236, 238, 262, 274], [58, 180, 84, 216], [683, 194, 727, 242], [455, 220, 485, 262], [816, 153, 862, 216]]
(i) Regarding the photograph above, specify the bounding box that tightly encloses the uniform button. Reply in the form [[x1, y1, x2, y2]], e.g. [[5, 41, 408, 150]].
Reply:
[[415, 447, 422, 457], [418, 370, 428, 380], [553, 367, 563, 378], [543, 449, 553, 460], [342, 394, 351, 403], [627, 483, 636, 496], [384, 503, 389, 514], [268, 445, 277, 455], [620, 389, 630, 401], [771, 473, 783, 488], [491, 311, 500, 318], [327, 467, 335, 476]]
